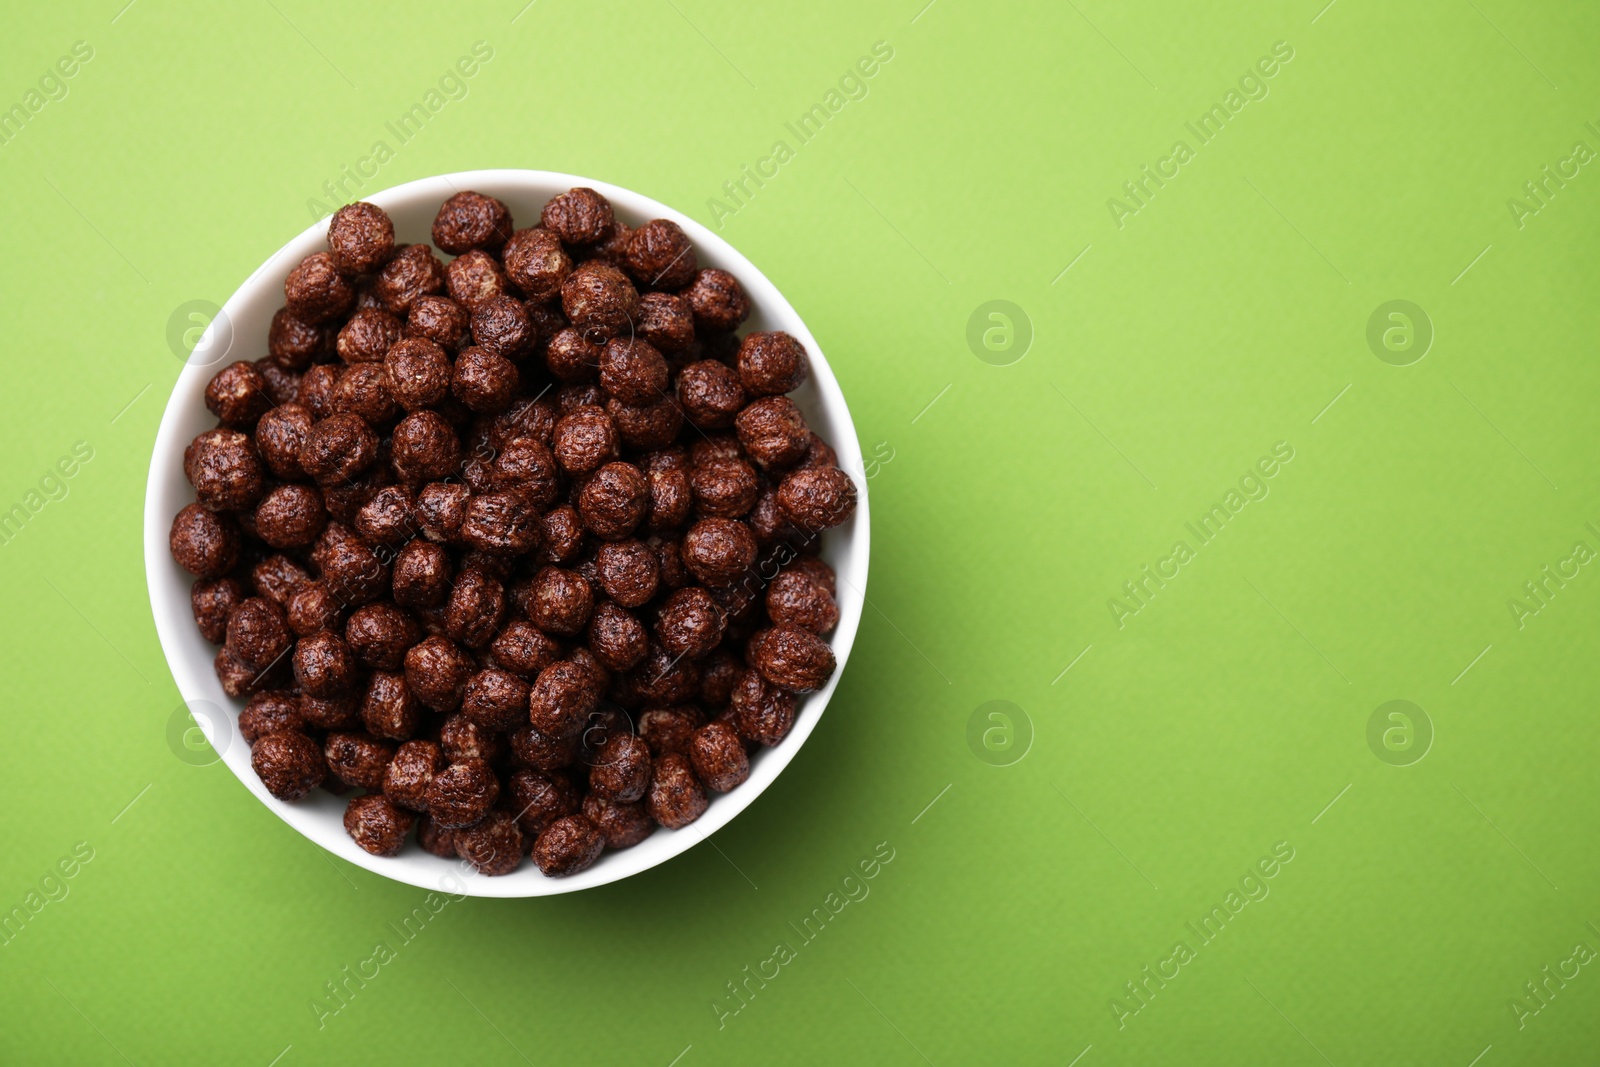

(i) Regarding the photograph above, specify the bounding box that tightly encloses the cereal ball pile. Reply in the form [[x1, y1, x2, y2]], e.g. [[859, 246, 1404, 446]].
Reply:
[[172, 189, 856, 878]]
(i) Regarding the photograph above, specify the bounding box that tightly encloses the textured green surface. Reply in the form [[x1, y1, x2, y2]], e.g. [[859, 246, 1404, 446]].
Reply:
[[3, 0, 1600, 1063]]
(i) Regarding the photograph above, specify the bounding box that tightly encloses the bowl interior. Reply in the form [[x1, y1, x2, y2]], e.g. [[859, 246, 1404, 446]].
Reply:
[[144, 169, 869, 897]]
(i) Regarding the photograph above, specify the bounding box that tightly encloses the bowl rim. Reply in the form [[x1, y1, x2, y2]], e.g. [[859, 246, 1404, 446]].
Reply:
[[143, 168, 870, 897]]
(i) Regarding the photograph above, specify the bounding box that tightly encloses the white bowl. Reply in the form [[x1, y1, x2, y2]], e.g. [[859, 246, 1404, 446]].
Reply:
[[143, 170, 869, 897]]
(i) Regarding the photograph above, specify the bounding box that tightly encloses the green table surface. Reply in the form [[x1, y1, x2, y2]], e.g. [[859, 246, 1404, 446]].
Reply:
[[4, 1, 1599, 1063]]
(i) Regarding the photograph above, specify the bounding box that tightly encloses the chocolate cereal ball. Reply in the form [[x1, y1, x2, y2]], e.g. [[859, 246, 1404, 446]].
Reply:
[[777, 466, 857, 531], [226, 597, 293, 672], [502, 227, 571, 302], [542, 188, 614, 246], [592, 540, 658, 608], [255, 358, 301, 406], [527, 566, 593, 637], [677, 360, 747, 429], [446, 721, 504, 774], [578, 462, 649, 540], [445, 569, 506, 649], [736, 331, 808, 396], [298, 413, 378, 486], [599, 337, 668, 405], [462, 667, 531, 732], [747, 484, 797, 546], [491, 438, 561, 505], [690, 720, 750, 792], [286, 581, 344, 637], [589, 733, 651, 803], [452, 346, 519, 413], [735, 396, 809, 470], [461, 490, 541, 555], [630, 642, 702, 705], [638, 706, 702, 757], [252, 731, 327, 801], [404, 634, 474, 712], [192, 576, 245, 643], [506, 768, 580, 836], [647, 752, 708, 829], [546, 327, 601, 383], [383, 740, 444, 811], [625, 219, 697, 290], [296, 364, 342, 420], [285, 252, 354, 324], [446, 251, 509, 311], [346, 603, 420, 671], [337, 307, 404, 364], [185, 428, 265, 512], [327, 202, 395, 275], [205, 361, 271, 427], [558, 383, 606, 413], [654, 537, 691, 591], [354, 485, 413, 545], [655, 587, 725, 659], [344, 793, 415, 857], [532, 814, 604, 876], [539, 504, 586, 564], [590, 219, 633, 266], [766, 568, 839, 634], [753, 625, 835, 693], [587, 601, 649, 672], [374, 244, 447, 315], [636, 292, 696, 352], [684, 268, 751, 332], [239, 691, 304, 745], [413, 815, 456, 858], [509, 724, 579, 772], [731, 669, 797, 746], [330, 363, 400, 426], [643, 460, 692, 531], [361, 670, 422, 740], [384, 337, 452, 411], [560, 261, 638, 341], [269, 307, 329, 370], [392, 540, 452, 609], [407, 295, 470, 350], [432, 190, 513, 255], [699, 648, 744, 708], [293, 630, 360, 698], [682, 518, 757, 587], [552, 405, 620, 475], [324, 731, 395, 789], [255, 404, 314, 480], [455, 810, 524, 876], [490, 619, 562, 679], [581, 794, 654, 849], [251, 554, 312, 607], [414, 482, 469, 543], [425, 758, 500, 829], [299, 691, 360, 731], [608, 395, 684, 453], [790, 554, 837, 593], [469, 295, 533, 361], [524, 298, 566, 354], [215, 646, 272, 698], [529, 659, 601, 739], [313, 527, 389, 605], [170, 503, 240, 578], [690, 458, 758, 519], [689, 433, 745, 467], [391, 410, 461, 483]]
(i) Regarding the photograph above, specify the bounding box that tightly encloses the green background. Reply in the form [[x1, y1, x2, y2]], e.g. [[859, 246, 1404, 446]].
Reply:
[[2, 0, 1598, 1063]]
